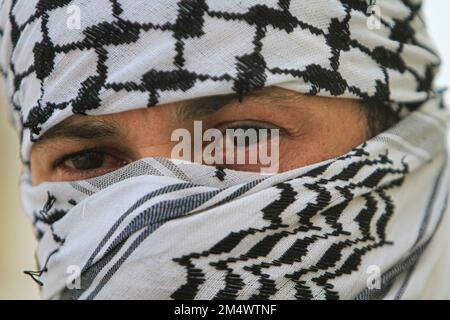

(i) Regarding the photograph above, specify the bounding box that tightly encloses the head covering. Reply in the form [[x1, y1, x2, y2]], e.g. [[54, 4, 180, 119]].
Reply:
[[1, 0, 450, 299]]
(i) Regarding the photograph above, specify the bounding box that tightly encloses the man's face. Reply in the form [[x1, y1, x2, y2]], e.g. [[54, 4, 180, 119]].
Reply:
[[30, 87, 369, 184]]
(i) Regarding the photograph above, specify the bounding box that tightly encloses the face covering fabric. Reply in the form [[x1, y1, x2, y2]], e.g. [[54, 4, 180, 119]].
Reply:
[[0, 0, 449, 300]]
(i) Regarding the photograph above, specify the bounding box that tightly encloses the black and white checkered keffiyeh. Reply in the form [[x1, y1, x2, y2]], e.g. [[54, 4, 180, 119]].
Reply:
[[1, 0, 450, 299]]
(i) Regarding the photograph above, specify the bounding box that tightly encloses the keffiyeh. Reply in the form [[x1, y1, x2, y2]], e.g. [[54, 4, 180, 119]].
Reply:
[[1, 0, 449, 299]]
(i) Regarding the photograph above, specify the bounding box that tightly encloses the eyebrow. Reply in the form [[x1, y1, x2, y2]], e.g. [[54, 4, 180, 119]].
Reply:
[[34, 94, 239, 146], [34, 119, 120, 147]]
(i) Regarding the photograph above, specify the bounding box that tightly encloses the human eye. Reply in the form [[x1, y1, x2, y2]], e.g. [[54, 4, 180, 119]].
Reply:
[[53, 148, 129, 180]]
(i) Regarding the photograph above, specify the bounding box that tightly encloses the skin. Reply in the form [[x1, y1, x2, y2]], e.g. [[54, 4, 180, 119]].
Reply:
[[30, 87, 369, 184]]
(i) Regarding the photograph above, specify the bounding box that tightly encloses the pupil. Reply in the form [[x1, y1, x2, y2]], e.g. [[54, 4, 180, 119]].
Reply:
[[71, 152, 104, 170]]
